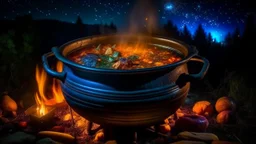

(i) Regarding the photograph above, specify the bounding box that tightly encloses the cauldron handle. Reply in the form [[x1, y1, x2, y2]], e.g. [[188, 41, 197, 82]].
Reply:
[[176, 55, 209, 87], [42, 52, 66, 82]]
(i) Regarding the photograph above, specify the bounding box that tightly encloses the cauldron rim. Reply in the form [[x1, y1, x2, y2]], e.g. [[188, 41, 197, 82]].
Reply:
[[53, 34, 198, 74]]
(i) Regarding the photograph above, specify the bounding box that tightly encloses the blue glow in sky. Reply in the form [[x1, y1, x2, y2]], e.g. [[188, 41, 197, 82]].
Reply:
[[161, 1, 247, 42], [208, 30, 223, 42], [164, 3, 173, 11], [0, 0, 249, 43]]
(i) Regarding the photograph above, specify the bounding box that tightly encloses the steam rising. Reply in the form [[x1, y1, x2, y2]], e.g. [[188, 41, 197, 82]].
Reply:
[[128, 0, 159, 35]]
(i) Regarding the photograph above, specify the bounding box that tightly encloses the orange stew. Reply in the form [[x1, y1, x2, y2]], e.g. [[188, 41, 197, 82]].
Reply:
[[68, 44, 182, 70]]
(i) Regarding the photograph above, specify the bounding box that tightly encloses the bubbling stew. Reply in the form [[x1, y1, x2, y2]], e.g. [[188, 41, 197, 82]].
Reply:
[[67, 43, 183, 70]]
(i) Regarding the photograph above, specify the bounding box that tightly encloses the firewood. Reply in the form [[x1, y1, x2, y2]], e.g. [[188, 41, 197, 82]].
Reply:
[[177, 131, 219, 141], [37, 131, 75, 144], [170, 140, 207, 144]]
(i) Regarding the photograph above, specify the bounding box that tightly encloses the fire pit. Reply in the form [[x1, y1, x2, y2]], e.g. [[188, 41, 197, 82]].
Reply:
[[42, 34, 209, 143]]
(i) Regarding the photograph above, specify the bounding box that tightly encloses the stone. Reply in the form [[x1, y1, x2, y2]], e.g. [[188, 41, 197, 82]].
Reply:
[[0, 131, 36, 144], [175, 114, 209, 132]]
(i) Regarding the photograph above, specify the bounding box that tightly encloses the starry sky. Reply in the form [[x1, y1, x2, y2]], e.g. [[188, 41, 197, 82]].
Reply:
[[0, 0, 254, 42]]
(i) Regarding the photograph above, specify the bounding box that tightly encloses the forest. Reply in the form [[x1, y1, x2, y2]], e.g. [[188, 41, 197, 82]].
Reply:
[[0, 14, 255, 119]]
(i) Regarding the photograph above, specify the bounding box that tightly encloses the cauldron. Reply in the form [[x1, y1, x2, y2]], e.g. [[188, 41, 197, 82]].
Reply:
[[42, 35, 209, 127]]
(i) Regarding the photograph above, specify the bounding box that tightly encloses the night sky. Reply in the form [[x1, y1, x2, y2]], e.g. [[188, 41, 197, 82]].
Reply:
[[1, 0, 254, 42]]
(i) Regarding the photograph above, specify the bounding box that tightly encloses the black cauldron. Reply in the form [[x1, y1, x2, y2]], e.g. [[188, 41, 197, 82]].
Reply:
[[42, 35, 209, 127]]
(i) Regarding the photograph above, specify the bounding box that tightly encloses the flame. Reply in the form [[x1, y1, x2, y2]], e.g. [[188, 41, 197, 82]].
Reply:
[[114, 40, 148, 58], [34, 61, 65, 116], [35, 93, 47, 116], [35, 65, 48, 102], [52, 61, 65, 104]]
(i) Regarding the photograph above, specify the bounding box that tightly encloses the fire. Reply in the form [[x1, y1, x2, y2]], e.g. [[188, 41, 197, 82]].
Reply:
[[34, 61, 65, 116], [35, 93, 46, 116], [52, 61, 65, 104]]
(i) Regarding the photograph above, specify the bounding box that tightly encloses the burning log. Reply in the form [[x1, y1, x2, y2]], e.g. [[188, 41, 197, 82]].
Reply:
[[94, 130, 104, 142], [25, 104, 55, 126], [37, 131, 75, 144]]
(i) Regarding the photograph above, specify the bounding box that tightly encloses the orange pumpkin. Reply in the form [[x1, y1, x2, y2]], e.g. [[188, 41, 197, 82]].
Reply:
[[216, 110, 233, 124], [192, 101, 214, 117], [215, 97, 236, 113]]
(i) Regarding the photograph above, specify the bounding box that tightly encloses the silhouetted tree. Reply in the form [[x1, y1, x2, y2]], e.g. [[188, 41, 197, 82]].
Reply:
[[224, 32, 232, 46], [76, 16, 84, 37], [232, 27, 240, 42], [241, 14, 256, 84], [193, 24, 207, 56], [163, 20, 180, 39], [110, 22, 117, 33], [230, 27, 241, 69], [99, 22, 117, 34], [181, 25, 192, 44], [207, 33, 213, 44], [242, 14, 255, 41], [76, 16, 83, 25]]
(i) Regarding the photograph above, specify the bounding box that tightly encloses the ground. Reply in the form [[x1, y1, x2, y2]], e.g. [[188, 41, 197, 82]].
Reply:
[[0, 93, 253, 144]]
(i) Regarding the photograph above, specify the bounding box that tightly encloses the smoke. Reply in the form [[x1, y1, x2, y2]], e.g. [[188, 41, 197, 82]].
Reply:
[[128, 0, 159, 35]]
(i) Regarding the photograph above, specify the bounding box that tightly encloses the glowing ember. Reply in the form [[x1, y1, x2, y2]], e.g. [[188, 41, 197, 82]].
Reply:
[[34, 61, 65, 116]]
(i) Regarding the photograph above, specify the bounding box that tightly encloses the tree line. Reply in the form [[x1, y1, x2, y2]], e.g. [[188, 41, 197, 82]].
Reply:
[[0, 14, 255, 99]]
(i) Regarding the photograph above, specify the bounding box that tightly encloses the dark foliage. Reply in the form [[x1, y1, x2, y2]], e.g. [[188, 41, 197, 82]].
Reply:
[[0, 15, 117, 93]]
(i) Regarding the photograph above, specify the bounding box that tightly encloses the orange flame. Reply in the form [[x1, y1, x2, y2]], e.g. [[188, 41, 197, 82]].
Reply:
[[34, 61, 65, 116], [35, 93, 46, 116], [35, 65, 48, 102], [52, 61, 65, 104]]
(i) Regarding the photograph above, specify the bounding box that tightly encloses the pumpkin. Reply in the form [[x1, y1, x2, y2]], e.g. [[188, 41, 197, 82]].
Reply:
[[0, 92, 17, 117], [216, 110, 234, 124], [192, 101, 214, 117], [215, 97, 236, 113]]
